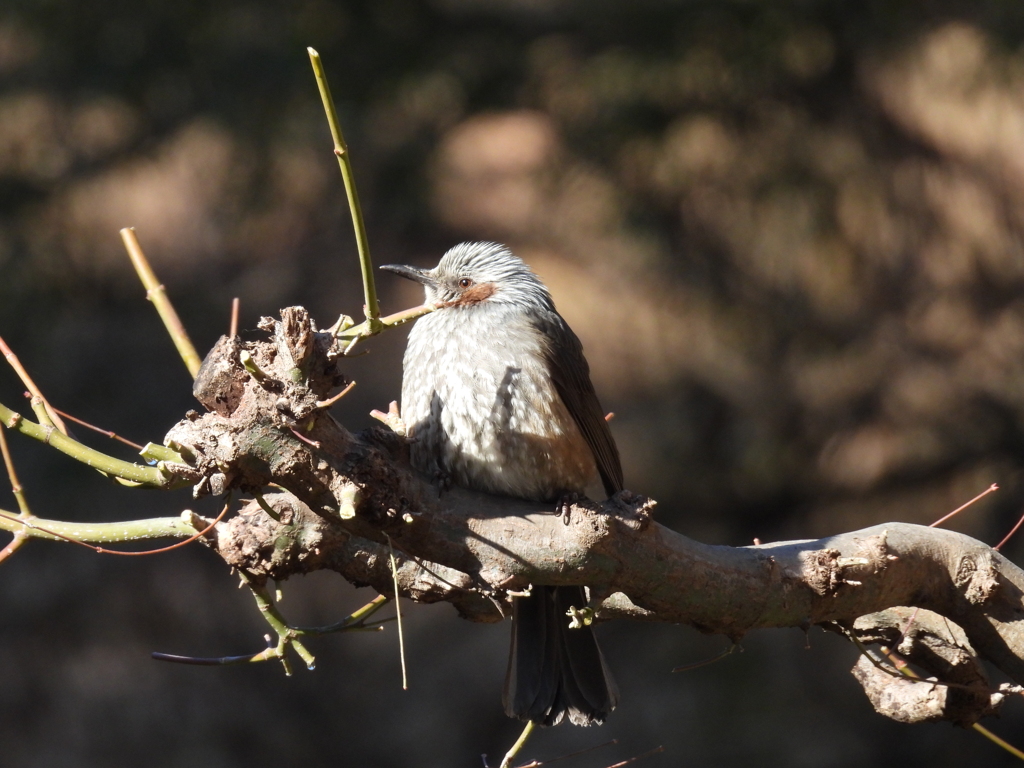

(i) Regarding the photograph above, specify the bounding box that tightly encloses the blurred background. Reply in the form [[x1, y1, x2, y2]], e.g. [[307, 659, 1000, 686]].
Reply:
[[2, 1, 1024, 765]]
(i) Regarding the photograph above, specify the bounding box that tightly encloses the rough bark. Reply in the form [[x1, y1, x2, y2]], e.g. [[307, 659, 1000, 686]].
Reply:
[[164, 307, 1024, 728]]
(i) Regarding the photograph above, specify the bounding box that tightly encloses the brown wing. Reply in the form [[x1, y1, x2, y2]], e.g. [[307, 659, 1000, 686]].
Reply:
[[536, 311, 623, 497]]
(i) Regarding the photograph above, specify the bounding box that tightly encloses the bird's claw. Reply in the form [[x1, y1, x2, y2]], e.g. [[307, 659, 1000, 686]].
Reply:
[[556, 492, 581, 525], [433, 468, 453, 496]]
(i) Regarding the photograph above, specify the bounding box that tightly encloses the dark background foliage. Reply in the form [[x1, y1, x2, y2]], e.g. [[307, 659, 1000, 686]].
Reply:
[[3, 1, 1024, 765]]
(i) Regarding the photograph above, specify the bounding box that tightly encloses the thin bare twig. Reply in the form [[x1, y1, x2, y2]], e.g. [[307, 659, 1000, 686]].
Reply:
[[316, 380, 356, 410], [930, 484, 998, 528], [120, 227, 203, 379], [0, 399, 166, 486], [291, 594, 391, 635], [0, 334, 67, 434], [307, 48, 380, 332], [972, 724, 1024, 761], [513, 738, 620, 768], [0, 526, 25, 565], [603, 746, 665, 768], [671, 643, 740, 673], [0, 424, 31, 563], [0, 418, 27, 516], [153, 594, 392, 667], [995, 509, 1024, 551], [230, 297, 240, 338], [49, 405, 144, 451], [288, 427, 321, 450], [241, 572, 315, 673], [152, 648, 273, 666], [499, 721, 535, 768], [386, 532, 408, 690]]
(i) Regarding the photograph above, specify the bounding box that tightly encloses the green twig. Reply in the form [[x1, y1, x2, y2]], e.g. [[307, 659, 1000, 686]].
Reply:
[[973, 724, 1024, 761], [153, 595, 393, 667], [28, 395, 55, 429], [292, 594, 391, 635], [0, 499, 229, 558], [307, 49, 439, 353], [0, 508, 194, 543], [243, 573, 316, 673], [307, 47, 380, 333], [499, 721, 536, 768], [120, 227, 203, 379], [139, 442, 185, 464], [331, 303, 439, 356], [0, 401, 168, 487], [253, 491, 281, 522], [239, 351, 268, 382]]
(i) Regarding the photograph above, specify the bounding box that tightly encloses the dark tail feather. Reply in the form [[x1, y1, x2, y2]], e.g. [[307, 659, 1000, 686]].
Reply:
[[502, 585, 618, 727]]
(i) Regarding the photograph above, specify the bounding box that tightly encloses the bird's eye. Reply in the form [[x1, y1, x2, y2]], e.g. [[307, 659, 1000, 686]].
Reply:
[[458, 278, 473, 289]]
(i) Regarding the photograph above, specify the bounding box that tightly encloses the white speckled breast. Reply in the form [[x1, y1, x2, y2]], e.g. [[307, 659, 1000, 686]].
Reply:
[[401, 302, 598, 502]]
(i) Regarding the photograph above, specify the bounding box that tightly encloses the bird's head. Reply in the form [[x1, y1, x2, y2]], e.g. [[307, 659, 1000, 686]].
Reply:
[[380, 242, 554, 312]]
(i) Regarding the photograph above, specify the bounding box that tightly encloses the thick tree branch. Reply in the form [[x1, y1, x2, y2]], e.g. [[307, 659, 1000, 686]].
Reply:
[[10, 306, 1022, 729], [202, 485, 1024, 682]]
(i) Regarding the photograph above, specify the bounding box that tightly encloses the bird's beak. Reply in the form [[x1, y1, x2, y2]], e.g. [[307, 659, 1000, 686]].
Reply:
[[379, 264, 435, 287]]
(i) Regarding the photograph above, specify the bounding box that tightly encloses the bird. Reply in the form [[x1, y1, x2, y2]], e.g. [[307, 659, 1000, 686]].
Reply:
[[380, 241, 621, 727]]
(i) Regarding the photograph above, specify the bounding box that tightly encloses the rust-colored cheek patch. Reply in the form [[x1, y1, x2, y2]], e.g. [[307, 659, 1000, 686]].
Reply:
[[450, 282, 497, 307]]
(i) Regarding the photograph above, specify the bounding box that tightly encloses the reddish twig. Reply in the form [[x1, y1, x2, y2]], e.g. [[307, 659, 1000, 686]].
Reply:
[[289, 428, 321, 450], [929, 484, 999, 528], [603, 745, 665, 768], [995, 509, 1024, 551], [512, 739, 620, 768], [48, 405, 144, 451], [0, 419, 25, 507], [316, 380, 356, 410], [0, 416, 31, 564], [895, 606, 922, 646]]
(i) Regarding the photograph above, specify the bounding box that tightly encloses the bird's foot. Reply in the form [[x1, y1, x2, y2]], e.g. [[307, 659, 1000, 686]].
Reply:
[[432, 468, 453, 497], [556, 492, 582, 525]]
